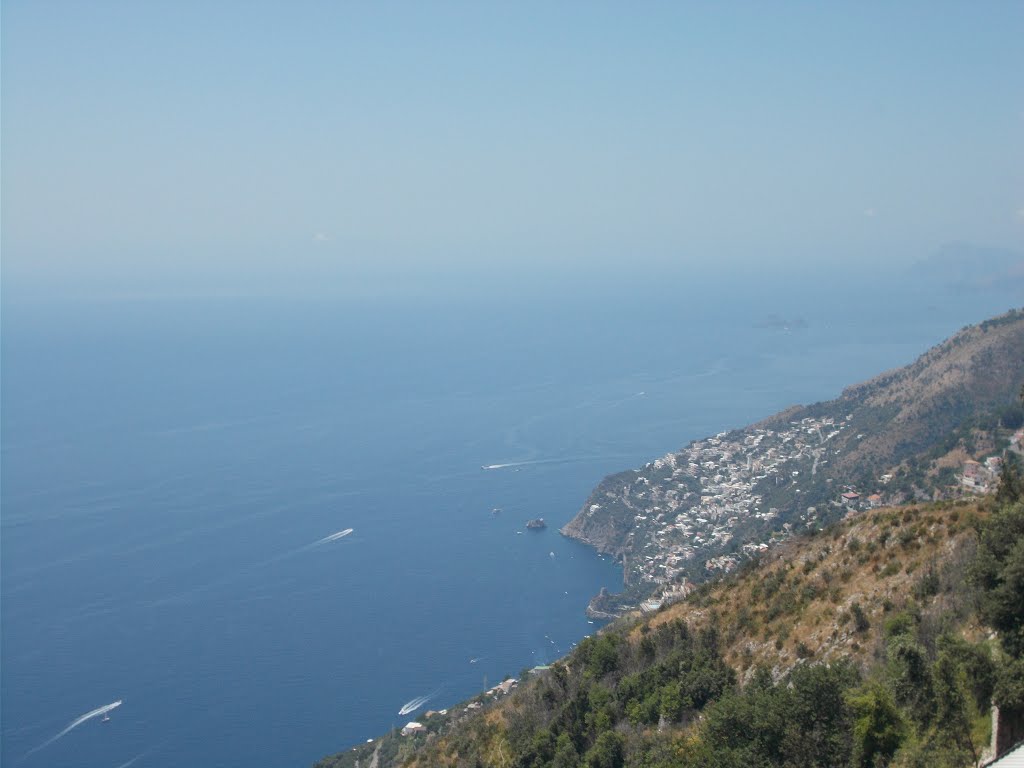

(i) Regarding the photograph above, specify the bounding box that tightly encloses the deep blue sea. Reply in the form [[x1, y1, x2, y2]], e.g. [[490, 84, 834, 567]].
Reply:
[[1, 275, 1013, 767]]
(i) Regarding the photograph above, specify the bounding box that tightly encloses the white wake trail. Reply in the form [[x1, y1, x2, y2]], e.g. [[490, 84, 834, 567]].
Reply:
[[112, 739, 164, 768], [23, 700, 122, 760], [114, 751, 148, 768], [398, 686, 443, 716], [313, 528, 353, 545], [481, 458, 570, 470], [481, 454, 628, 471], [256, 527, 355, 569], [398, 695, 430, 715]]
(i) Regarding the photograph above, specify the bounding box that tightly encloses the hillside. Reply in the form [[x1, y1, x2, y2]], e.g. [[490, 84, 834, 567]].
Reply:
[[561, 308, 1024, 614], [311, 308, 1024, 768], [315, 488, 1024, 768]]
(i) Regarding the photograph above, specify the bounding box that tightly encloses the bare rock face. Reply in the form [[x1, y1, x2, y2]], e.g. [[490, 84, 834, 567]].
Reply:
[[560, 473, 639, 559]]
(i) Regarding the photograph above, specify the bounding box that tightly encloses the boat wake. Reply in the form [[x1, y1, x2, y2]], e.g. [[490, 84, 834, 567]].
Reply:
[[114, 748, 156, 768], [312, 528, 353, 546], [23, 700, 122, 760], [481, 457, 586, 471], [146, 528, 354, 609], [398, 687, 443, 716]]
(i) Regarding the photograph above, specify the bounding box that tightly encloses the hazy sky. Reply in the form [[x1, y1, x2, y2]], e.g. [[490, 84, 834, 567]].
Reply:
[[3, 2, 1023, 296]]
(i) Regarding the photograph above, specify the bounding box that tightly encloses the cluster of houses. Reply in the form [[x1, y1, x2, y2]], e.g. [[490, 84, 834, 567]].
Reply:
[[954, 427, 1023, 494], [617, 421, 1024, 594], [640, 582, 694, 613], [838, 489, 886, 512], [587, 415, 877, 583], [960, 456, 1003, 493]]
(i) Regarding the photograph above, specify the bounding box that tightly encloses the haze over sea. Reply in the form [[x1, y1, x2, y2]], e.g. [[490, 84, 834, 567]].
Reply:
[[0, 273, 1014, 768]]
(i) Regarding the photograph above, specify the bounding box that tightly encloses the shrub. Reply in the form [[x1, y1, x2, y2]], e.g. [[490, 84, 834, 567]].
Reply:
[[851, 602, 871, 633], [847, 683, 906, 768], [880, 561, 901, 578]]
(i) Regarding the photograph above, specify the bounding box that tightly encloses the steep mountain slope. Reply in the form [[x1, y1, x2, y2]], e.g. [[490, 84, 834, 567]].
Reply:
[[311, 308, 1024, 768], [315, 492, 1024, 768], [561, 309, 1024, 611]]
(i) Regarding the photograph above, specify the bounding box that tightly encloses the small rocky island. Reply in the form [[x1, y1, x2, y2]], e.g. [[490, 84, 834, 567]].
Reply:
[[525, 517, 546, 530]]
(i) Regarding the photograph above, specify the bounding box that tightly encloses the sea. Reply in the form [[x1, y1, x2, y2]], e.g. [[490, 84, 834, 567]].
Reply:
[[1, 270, 1013, 767]]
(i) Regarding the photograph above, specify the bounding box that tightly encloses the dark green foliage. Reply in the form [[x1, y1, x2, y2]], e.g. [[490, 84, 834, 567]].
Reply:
[[701, 662, 857, 768], [659, 682, 684, 722], [887, 635, 936, 727], [937, 635, 996, 711], [851, 601, 871, 633], [995, 656, 1024, 710], [883, 606, 922, 641], [585, 732, 625, 768], [931, 650, 979, 765], [579, 634, 622, 679], [551, 732, 580, 768], [996, 459, 1023, 505], [492, 619, 734, 768], [970, 500, 1024, 657], [847, 682, 905, 768], [892, 736, 977, 768], [482, 494, 1023, 768], [324, 492, 1024, 768]]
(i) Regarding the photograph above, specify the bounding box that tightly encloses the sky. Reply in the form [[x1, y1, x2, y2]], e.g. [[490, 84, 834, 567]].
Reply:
[[3, 1, 1023, 298]]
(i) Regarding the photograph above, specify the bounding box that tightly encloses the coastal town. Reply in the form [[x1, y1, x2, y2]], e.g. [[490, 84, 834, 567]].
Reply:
[[587, 415, 854, 589], [576, 415, 1024, 605]]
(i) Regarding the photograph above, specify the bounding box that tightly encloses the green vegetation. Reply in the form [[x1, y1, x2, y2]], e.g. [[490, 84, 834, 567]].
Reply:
[[316, 328, 1024, 768], [563, 308, 1024, 605], [317, 477, 1024, 768]]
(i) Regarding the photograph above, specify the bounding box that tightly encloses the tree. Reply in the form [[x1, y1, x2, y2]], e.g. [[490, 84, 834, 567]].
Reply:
[[851, 601, 871, 633], [780, 663, 856, 768], [660, 682, 684, 723], [551, 733, 580, 768], [995, 460, 1023, 505], [585, 731, 625, 768], [971, 500, 1024, 657], [584, 635, 621, 679], [847, 682, 905, 768], [932, 651, 978, 766], [995, 657, 1024, 710], [887, 636, 935, 727]]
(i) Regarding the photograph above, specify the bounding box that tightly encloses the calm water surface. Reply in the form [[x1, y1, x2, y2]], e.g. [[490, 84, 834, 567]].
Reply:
[[1, 281, 1010, 767]]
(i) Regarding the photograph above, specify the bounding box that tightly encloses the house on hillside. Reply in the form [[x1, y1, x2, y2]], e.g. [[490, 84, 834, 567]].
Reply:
[[962, 459, 992, 493], [486, 678, 517, 697]]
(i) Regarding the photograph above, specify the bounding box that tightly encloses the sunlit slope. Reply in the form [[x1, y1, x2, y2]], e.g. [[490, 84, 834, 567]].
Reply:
[[561, 308, 1024, 594], [317, 491, 1024, 768]]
